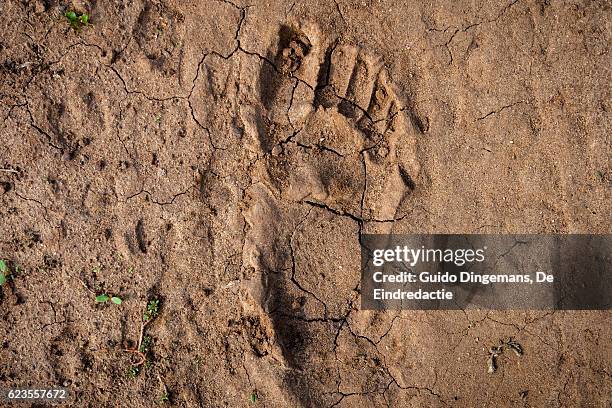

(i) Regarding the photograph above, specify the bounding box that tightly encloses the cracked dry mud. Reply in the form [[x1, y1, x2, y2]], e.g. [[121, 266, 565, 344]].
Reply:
[[243, 22, 422, 406], [0, 1, 610, 407]]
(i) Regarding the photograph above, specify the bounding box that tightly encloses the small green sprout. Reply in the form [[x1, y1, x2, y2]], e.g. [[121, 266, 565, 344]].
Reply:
[[143, 299, 160, 322], [95, 294, 123, 305], [159, 393, 170, 403], [65, 11, 77, 23], [596, 170, 606, 182], [65, 10, 90, 30], [139, 335, 153, 353], [0, 260, 7, 286], [127, 366, 140, 378], [249, 392, 258, 403]]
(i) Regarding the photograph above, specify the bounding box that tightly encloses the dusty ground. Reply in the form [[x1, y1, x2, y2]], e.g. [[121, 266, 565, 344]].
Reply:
[[0, 0, 610, 407]]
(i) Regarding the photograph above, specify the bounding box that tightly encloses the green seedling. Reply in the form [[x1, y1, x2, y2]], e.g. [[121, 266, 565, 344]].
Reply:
[[139, 335, 153, 353], [249, 392, 258, 403], [65, 11, 77, 23], [143, 299, 160, 322], [596, 170, 606, 182], [124, 298, 161, 370], [0, 260, 8, 285], [159, 393, 170, 403], [127, 366, 140, 378], [95, 294, 123, 305], [65, 10, 90, 30]]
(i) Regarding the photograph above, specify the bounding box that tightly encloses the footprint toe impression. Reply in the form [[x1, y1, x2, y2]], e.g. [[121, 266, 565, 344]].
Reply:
[[263, 24, 419, 220]]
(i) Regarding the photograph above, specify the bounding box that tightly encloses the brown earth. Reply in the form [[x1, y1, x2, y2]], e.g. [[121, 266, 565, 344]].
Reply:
[[0, 0, 610, 407]]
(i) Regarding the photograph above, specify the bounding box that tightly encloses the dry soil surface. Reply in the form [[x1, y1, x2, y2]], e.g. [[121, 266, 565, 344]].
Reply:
[[0, 0, 611, 407]]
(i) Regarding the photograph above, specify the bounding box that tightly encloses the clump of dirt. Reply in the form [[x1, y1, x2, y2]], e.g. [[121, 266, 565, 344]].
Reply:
[[278, 28, 312, 74]]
